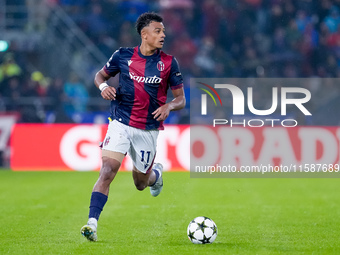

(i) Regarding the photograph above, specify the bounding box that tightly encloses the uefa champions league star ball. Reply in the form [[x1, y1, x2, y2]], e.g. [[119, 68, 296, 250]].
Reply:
[[187, 216, 218, 244]]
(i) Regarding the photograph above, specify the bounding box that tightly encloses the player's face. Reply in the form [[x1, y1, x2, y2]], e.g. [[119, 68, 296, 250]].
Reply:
[[143, 21, 166, 49]]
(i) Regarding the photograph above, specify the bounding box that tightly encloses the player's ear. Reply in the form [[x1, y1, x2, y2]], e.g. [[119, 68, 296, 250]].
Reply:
[[141, 28, 147, 40]]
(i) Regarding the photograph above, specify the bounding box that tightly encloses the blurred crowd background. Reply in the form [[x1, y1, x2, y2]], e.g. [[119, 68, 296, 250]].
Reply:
[[1, 0, 340, 125]]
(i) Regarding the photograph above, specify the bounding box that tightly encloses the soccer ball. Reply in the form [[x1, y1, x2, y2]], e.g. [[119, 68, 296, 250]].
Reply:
[[187, 216, 218, 244]]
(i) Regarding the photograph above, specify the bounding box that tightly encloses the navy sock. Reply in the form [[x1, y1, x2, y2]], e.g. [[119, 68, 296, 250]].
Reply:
[[89, 192, 108, 221], [151, 169, 160, 186]]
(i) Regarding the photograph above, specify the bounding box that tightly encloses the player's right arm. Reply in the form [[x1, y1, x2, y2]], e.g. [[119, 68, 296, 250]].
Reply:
[[95, 49, 121, 101], [94, 69, 116, 101]]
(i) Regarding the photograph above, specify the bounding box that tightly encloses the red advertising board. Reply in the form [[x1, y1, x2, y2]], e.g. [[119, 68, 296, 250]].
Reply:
[[190, 126, 340, 169], [10, 124, 340, 171], [10, 124, 189, 171]]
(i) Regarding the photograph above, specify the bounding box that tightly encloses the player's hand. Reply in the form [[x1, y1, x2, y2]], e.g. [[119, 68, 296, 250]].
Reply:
[[101, 86, 116, 100], [152, 104, 170, 121]]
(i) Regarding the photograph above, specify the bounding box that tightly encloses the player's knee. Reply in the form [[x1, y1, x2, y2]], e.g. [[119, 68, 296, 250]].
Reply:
[[100, 168, 115, 183], [99, 158, 120, 182], [135, 181, 147, 191]]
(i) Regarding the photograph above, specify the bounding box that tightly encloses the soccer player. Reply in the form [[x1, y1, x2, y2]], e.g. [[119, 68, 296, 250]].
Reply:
[[80, 12, 186, 241]]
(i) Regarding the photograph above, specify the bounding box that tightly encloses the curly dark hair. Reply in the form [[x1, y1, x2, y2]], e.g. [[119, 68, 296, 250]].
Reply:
[[135, 12, 163, 35]]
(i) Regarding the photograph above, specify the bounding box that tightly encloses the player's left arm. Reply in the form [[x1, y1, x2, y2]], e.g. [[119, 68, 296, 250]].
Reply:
[[152, 87, 186, 122]]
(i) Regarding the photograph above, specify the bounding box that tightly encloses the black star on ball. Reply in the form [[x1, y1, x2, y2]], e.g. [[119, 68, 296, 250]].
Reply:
[[212, 225, 217, 235], [188, 230, 196, 240], [201, 234, 211, 244], [197, 221, 208, 232]]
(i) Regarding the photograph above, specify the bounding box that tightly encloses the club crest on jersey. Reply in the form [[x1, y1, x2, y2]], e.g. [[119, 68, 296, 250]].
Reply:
[[157, 61, 165, 71]]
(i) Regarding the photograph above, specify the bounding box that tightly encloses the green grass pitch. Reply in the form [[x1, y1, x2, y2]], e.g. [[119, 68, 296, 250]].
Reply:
[[1, 170, 340, 254]]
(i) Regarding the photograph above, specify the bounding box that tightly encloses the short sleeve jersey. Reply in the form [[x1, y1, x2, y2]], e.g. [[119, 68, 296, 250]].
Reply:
[[103, 46, 183, 130]]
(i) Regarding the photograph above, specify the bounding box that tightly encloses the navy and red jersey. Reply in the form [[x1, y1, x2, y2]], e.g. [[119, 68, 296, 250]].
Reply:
[[103, 46, 183, 130]]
